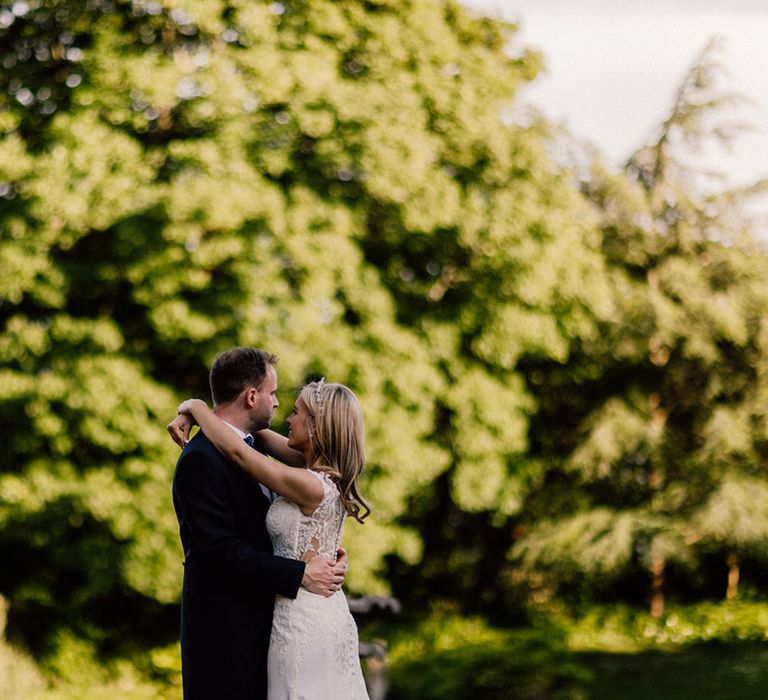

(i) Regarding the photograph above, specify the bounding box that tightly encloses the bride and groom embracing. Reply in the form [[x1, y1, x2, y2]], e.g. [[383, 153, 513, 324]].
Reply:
[[168, 347, 371, 699]]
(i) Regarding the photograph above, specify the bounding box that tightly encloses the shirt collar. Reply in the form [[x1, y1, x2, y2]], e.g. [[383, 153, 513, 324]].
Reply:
[[221, 420, 251, 442]]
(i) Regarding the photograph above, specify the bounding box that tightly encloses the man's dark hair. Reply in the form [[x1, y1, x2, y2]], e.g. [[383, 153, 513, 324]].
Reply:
[[209, 347, 278, 405]]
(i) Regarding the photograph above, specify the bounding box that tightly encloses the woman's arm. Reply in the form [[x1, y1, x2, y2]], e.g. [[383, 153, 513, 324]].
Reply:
[[165, 416, 303, 469], [177, 399, 323, 514], [252, 429, 305, 467]]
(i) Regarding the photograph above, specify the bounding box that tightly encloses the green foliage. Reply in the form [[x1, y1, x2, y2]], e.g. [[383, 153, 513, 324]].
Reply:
[[381, 614, 588, 700], [3, 0, 768, 688], [1, 0, 605, 667], [544, 601, 768, 651], [0, 594, 178, 699], [508, 41, 768, 613]]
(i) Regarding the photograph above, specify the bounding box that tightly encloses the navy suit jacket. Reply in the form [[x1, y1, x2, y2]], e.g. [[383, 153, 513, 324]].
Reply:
[[172, 431, 305, 699]]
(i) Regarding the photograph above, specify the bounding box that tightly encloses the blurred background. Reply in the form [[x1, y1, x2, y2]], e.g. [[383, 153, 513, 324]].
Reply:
[[1, 1, 768, 698]]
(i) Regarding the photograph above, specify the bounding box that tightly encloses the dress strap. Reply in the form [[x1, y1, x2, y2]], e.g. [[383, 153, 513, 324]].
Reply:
[[307, 469, 327, 484]]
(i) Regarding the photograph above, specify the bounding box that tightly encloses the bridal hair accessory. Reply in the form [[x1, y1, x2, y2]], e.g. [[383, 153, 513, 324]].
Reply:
[[315, 377, 326, 415]]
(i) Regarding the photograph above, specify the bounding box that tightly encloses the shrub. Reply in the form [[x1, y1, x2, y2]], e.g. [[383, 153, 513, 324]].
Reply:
[[382, 614, 589, 700]]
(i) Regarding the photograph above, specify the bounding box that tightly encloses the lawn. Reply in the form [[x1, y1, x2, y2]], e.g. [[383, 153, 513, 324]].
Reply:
[[579, 643, 768, 700]]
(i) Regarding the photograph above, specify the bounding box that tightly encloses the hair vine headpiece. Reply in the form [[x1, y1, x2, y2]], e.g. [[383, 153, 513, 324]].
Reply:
[[314, 377, 326, 415]]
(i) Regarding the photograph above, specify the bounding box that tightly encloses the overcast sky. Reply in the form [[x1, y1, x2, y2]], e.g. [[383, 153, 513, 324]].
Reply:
[[459, 0, 768, 190]]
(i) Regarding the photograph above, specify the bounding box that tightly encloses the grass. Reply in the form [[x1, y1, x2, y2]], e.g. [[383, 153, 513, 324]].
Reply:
[[578, 643, 768, 700]]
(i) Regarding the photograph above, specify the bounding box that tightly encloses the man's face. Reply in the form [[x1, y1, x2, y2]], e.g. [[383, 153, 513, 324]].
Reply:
[[248, 364, 279, 432]]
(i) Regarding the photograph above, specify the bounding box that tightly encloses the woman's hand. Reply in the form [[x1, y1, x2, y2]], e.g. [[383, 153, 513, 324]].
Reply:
[[166, 413, 195, 449], [166, 399, 208, 449]]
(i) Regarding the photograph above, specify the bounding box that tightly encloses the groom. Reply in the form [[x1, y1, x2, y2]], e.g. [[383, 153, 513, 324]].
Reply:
[[170, 347, 347, 699]]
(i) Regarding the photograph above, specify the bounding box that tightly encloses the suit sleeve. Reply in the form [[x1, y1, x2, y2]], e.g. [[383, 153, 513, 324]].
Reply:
[[174, 448, 305, 598]]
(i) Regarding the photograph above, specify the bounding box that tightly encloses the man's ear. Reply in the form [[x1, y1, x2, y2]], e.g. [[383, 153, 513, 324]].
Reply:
[[243, 385, 259, 407]]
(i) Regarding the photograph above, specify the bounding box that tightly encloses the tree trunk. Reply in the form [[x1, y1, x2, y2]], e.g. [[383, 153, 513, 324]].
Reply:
[[649, 556, 665, 618], [726, 553, 740, 600]]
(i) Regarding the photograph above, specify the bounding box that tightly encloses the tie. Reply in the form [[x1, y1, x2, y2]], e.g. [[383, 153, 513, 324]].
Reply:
[[243, 435, 273, 502]]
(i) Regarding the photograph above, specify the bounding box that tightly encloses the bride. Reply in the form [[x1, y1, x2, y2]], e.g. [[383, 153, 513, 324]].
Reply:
[[176, 379, 371, 699]]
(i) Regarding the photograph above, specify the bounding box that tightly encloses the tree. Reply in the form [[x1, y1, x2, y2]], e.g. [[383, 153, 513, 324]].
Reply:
[[0, 0, 610, 674], [511, 42, 768, 617]]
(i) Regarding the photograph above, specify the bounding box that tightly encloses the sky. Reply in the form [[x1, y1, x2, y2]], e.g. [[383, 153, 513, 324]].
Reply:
[[459, 0, 768, 191]]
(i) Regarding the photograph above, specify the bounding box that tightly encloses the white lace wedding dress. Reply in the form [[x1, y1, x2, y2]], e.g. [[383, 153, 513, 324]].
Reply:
[[265, 469, 369, 699]]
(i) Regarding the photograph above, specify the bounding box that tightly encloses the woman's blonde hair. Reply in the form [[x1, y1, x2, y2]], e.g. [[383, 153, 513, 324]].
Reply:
[[299, 380, 371, 523]]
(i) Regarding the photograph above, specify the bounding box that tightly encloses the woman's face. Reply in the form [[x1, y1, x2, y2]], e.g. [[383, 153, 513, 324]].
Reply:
[[286, 397, 311, 452]]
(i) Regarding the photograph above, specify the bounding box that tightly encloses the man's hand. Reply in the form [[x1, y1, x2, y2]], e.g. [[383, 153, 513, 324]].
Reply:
[[167, 413, 194, 449], [302, 551, 348, 597], [336, 547, 349, 575]]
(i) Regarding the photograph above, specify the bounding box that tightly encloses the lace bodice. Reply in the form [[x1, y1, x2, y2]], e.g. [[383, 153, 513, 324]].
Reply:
[[265, 469, 369, 699], [266, 470, 345, 562]]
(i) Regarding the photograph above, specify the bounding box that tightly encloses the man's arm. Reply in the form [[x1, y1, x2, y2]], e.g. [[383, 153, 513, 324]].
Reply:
[[174, 449, 304, 597], [174, 449, 345, 595]]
